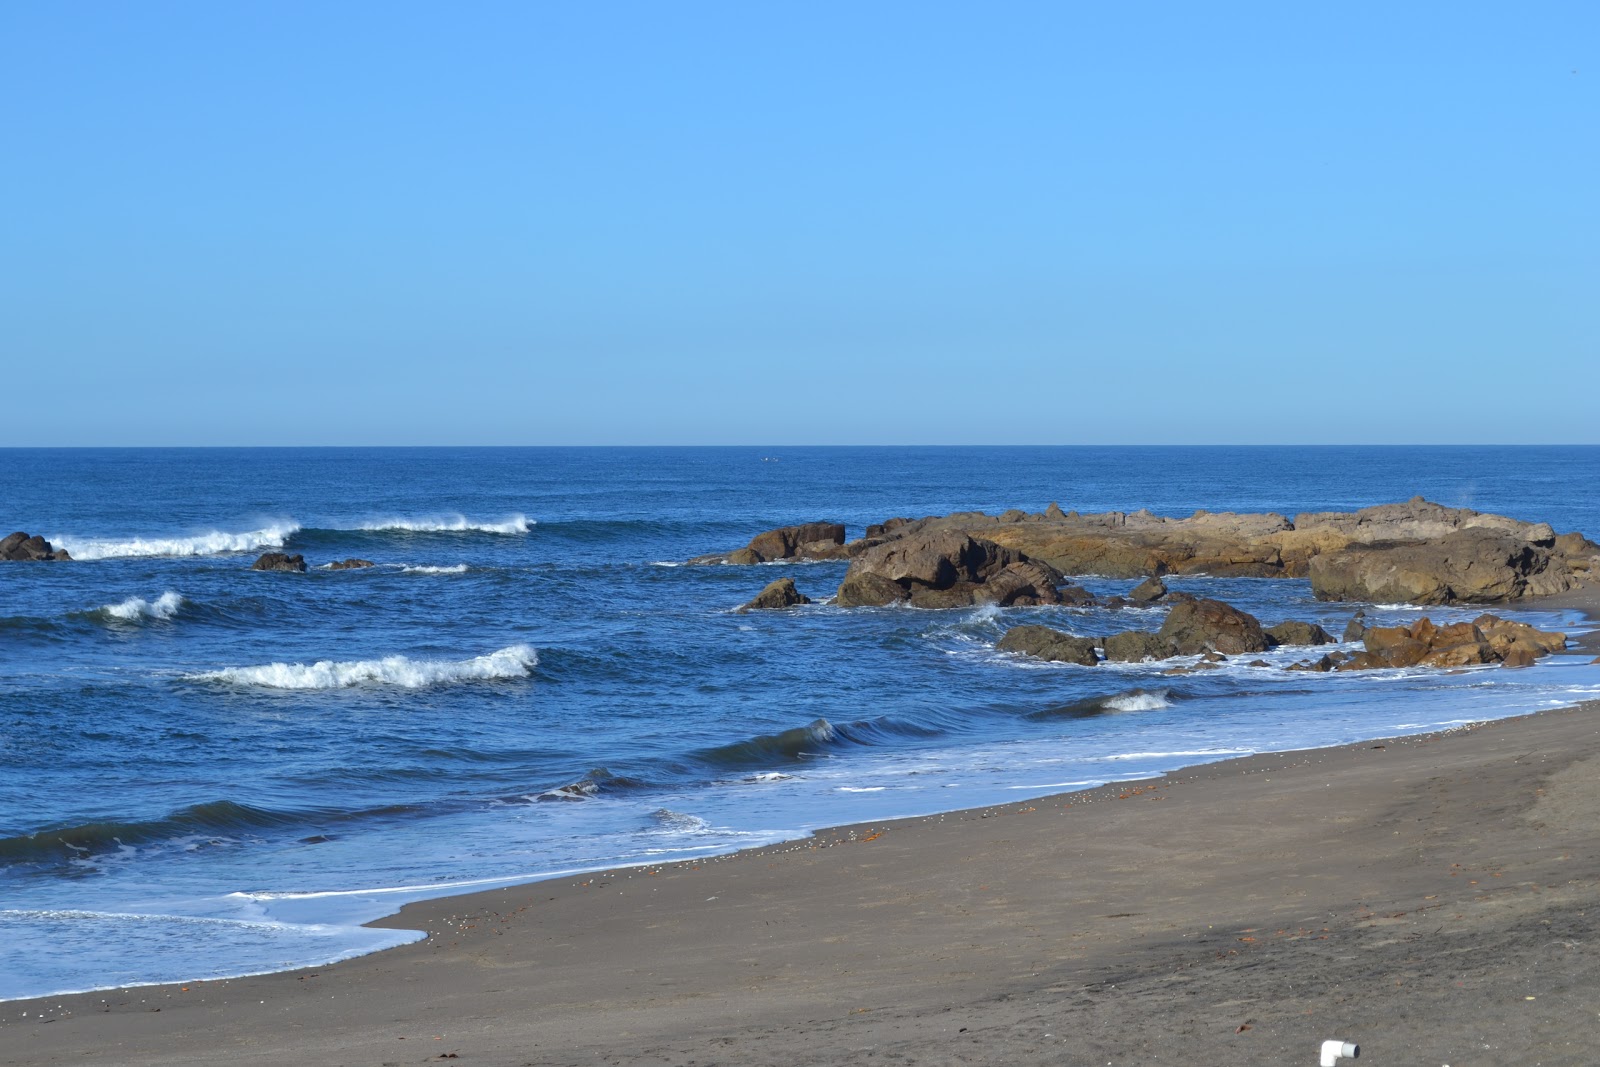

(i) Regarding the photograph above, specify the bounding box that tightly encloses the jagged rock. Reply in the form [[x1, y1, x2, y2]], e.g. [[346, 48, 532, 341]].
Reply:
[[329, 558, 375, 570], [1157, 598, 1270, 655], [694, 522, 848, 565], [1265, 621, 1336, 647], [1102, 631, 1173, 662], [834, 530, 1064, 610], [1339, 614, 1564, 670], [737, 577, 811, 612], [996, 625, 1099, 666], [0, 532, 69, 561], [1473, 614, 1566, 656], [1288, 655, 1339, 673], [251, 552, 307, 573], [1129, 576, 1168, 603], [1057, 584, 1097, 606]]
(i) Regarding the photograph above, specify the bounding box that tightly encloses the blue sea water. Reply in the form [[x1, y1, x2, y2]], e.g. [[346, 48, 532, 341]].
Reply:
[[3, 445, 1599, 1001]]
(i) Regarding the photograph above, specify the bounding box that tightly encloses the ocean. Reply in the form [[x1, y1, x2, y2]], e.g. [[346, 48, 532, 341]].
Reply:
[[3, 445, 1598, 1001]]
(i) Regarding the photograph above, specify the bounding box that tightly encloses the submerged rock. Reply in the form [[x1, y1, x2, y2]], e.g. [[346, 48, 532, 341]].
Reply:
[[0, 531, 70, 561], [997, 625, 1099, 666], [694, 522, 848, 565], [737, 577, 812, 612], [328, 558, 375, 570], [251, 552, 307, 573]]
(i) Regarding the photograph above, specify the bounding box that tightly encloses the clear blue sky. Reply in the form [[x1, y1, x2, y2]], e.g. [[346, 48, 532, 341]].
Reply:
[[2, 2, 1595, 445]]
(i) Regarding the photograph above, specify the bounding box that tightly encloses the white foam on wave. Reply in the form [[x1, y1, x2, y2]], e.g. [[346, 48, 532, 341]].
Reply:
[[401, 564, 470, 575], [1102, 691, 1174, 712], [101, 592, 185, 622], [357, 514, 531, 535], [187, 644, 537, 690], [54, 522, 300, 560]]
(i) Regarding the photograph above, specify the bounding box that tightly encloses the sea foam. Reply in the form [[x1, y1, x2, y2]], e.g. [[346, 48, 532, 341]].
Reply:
[[100, 592, 185, 623], [401, 564, 470, 575], [187, 644, 537, 690], [54, 522, 300, 560], [357, 514, 531, 535]]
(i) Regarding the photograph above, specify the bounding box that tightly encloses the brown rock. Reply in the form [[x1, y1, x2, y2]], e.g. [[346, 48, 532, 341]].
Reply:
[[1129, 576, 1168, 603], [1418, 641, 1495, 668], [1102, 631, 1174, 663], [996, 625, 1099, 666], [251, 552, 307, 573], [329, 558, 375, 570], [1501, 647, 1538, 669], [1265, 621, 1335, 647], [834, 571, 910, 608], [1473, 614, 1567, 656], [1158, 598, 1270, 655], [737, 577, 811, 612]]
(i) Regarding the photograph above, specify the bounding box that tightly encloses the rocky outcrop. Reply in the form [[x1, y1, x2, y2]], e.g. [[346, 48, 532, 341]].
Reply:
[[1157, 598, 1270, 655], [1, 532, 71, 561], [693, 522, 848, 565], [329, 558, 375, 570], [251, 552, 307, 573], [997, 625, 1099, 666], [1338, 614, 1566, 671], [1309, 529, 1582, 605], [1264, 621, 1336, 647], [1101, 631, 1173, 662], [737, 577, 811, 612], [1129, 576, 1168, 603], [835, 530, 1065, 609]]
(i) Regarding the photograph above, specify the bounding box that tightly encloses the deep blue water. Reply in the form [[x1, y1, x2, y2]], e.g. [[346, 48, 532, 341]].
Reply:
[[2, 446, 1599, 1000]]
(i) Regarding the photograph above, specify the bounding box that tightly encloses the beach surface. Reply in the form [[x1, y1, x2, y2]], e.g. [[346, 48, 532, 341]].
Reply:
[[9, 693, 1600, 1066]]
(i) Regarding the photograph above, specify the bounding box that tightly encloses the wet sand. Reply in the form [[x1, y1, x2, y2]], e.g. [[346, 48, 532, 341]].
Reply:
[[7, 679, 1600, 1066]]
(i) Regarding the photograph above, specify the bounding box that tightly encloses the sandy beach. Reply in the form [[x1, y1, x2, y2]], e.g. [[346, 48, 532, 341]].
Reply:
[[7, 675, 1600, 1065]]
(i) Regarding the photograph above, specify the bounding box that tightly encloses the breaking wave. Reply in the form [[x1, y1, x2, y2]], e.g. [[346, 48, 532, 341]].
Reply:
[[356, 514, 531, 535], [401, 564, 469, 575], [1026, 687, 1176, 721], [97, 592, 185, 623], [52, 522, 300, 560], [185, 644, 537, 690]]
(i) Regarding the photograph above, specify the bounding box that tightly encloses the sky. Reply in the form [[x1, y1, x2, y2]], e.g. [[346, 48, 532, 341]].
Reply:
[[2, 2, 1596, 446]]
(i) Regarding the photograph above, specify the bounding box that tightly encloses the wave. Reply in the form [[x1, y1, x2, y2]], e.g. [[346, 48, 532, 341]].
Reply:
[[401, 564, 469, 575], [185, 644, 537, 690], [96, 592, 185, 623], [53, 522, 300, 560], [533, 767, 644, 802], [692, 718, 839, 769], [355, 514, 531, 535], [1026, 687, 1176, 721]]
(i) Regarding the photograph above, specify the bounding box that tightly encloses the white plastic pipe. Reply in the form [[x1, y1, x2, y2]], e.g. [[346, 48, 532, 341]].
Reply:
[[1320, 1039, 1359, 1065]]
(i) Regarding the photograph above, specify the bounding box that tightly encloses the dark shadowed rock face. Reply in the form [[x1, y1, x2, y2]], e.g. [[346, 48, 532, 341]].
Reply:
[[1, 532, 70, 561], [834, 530, 1064, 609], [996, 625, 1099, 666], [1265, 621, 1335, 647], [251, 552, 307, 573], [737, 577, 811, 612], [1158, 598, 1270, 655]]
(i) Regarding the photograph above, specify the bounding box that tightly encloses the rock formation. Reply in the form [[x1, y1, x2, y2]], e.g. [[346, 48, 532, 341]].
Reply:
[[1157, 598, 1271, 655], [0, 532, 71, 561], [737, 577, 812, 612], [835, 530, 1065, 608], [329, 558, 375, 570], [996, 625, 1099, 666], [251, 552, 307, 573], [692, 522, 848, 565], [1337, 614, 1566, 671]]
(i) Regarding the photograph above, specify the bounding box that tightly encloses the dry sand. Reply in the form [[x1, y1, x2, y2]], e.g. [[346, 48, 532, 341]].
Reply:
[[8, 658, 1600, 1065]]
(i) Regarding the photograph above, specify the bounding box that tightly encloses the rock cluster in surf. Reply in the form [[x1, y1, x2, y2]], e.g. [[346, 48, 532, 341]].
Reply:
[[0, 532, 71, 561]]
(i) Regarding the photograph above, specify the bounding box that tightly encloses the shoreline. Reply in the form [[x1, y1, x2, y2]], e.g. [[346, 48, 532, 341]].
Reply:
[[9, 686, 1600, 1065]]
